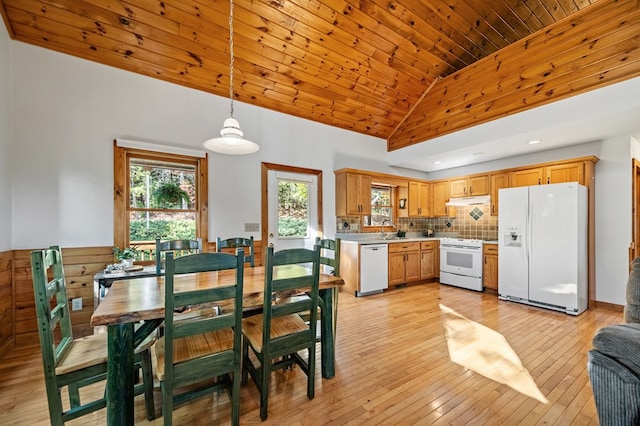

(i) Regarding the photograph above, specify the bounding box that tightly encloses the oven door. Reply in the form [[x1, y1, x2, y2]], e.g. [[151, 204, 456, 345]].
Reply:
[[440, 245, 482, 278]]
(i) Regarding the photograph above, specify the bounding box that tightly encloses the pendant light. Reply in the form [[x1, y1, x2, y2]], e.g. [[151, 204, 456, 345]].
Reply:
[[203, 0, 259, 155]]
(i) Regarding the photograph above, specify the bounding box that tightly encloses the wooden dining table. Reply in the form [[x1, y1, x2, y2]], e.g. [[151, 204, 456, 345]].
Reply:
[[91, 265, 344, 426]]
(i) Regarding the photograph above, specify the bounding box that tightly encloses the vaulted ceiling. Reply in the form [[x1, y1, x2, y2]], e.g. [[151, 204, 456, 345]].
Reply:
[[1, 0, 639, 152]]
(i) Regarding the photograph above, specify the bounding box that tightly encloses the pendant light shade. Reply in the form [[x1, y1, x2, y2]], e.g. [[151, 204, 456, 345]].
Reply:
[[203, 0, 259, 155], [203, 117, 260, 155]]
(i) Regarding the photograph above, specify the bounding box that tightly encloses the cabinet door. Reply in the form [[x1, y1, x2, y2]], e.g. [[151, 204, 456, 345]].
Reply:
[[483, 245, 498, 291], [344, 173, 363, 214], [489, 172, 508, 216], [408, 181, 430, 217], [388, 251, 406, 286], [511, 168, 543, 187], [405, 251, 421, 282], [340, 173, 371, 215], [449, 178, 468, 198], [358, 174, 372, 215], [545, 162, 584, 185], [433, 181, 453, 217], [468, 175, 489, 195], [420, 246, 435, 279]]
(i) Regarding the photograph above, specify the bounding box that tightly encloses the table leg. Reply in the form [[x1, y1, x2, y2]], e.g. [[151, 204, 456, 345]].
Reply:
[[319, 286, 339, 378], [107, 323, 135, 426]]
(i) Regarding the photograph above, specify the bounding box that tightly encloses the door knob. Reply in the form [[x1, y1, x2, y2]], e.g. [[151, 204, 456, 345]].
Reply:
[[269, 233, 274, 238]]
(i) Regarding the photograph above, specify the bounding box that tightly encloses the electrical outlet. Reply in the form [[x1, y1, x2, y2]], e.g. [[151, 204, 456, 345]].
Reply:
[[71, 298, 82, 311], [351, 223, 359, 231], [244, 222, 260, 232]]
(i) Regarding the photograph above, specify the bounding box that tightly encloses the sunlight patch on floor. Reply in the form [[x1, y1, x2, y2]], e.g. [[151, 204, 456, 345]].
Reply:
[[440, 303, 548, 404]]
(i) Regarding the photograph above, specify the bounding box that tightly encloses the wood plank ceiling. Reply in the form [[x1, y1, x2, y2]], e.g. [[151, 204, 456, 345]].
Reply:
[[1, 0, 639, 151]]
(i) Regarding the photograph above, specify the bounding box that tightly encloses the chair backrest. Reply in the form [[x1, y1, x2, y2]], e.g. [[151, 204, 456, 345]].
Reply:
[[155, 237, 202, 274], [261, 246, 320, 357], [163, 250, 245, 385], [315, 237, 341, 276], [217, 236, 255, 267], [31, 246, 73, 371]]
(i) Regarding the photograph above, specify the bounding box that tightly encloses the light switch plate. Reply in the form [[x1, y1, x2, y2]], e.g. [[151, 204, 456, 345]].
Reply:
[[244, 223, 260, 232], [71, 298, 82, 311]]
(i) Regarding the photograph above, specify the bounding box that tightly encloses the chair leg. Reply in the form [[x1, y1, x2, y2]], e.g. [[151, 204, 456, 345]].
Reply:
[[241, 339, 249, 385], [307, 347, 316, 400], [161, 381, 172, 426], [232, 364, 241, 426], [140, 348, 156, 420], [259, 360, 270, 421]]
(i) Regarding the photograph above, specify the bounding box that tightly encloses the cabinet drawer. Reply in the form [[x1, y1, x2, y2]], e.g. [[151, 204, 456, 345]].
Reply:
[[420, 241, 437, 250], [388, 242, 420, 253], [483, 244, 498, 255]]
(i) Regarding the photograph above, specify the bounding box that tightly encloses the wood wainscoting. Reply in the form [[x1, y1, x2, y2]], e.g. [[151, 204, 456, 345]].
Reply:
[[0, 251, 12, 359], [13, 246, 114, 348]]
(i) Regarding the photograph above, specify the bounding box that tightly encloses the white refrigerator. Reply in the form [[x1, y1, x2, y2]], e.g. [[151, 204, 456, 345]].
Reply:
[[498, 182, 588, 315]]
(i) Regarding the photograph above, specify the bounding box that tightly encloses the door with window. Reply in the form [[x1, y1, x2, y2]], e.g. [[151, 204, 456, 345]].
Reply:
[[267, 170, 318, 251], [262, 163, 322, 254]]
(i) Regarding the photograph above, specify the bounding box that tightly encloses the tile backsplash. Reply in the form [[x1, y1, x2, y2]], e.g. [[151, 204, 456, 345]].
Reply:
[[337, 203, 498, 240]]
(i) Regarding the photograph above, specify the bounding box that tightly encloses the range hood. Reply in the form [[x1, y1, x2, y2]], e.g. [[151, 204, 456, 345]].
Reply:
[[446, 195, 491, 206]]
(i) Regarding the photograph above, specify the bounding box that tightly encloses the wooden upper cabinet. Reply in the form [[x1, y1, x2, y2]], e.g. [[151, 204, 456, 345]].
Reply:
[[408, 181, 431, 217], [511, 162, 585, 187], [450, 175, 489, 197], [335, 171, 372, 215], [433, 180, 454, 217], [510, 168, 544, 187], [545, 162, 584, 185], [490, 172, 509, 216], [468, 175, 489, 195]]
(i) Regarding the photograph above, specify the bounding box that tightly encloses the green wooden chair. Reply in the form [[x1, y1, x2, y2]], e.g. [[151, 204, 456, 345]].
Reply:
[[217, 236, 255, 267], [155, 237, 202, 274], [154, 251, 245, 426], [316, 236, 341, 276], [30, 246, 155, 425], [242, 246, 321, 420]]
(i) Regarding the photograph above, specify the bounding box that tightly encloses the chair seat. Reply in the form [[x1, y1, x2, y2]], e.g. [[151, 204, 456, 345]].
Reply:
[[57, 327, 157, 375], [56, 334, 108, 375], [154, 329, 234, 381], [242, 313, 308, 352]]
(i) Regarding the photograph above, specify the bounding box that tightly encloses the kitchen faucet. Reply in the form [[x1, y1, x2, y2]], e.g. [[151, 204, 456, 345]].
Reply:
[[381, 219, 392, 239]]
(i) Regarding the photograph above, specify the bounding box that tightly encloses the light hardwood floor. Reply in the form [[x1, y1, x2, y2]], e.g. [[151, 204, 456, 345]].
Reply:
[[0, 283, 621, 425]]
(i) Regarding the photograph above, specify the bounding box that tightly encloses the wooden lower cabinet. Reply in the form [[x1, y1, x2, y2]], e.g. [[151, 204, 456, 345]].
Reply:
[[388, 242, 420, 286], [420, 241, 439, 280], [483, 243, 498, 291]]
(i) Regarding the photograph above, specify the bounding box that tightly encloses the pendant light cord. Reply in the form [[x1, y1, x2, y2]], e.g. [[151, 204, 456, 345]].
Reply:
[[229, 0, 235, 119]]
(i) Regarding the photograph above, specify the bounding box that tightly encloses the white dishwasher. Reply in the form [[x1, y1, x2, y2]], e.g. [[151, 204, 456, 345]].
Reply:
[[358, 244, 389, 296]]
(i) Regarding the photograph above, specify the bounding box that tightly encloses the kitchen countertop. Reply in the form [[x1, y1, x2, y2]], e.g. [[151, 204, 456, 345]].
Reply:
[[355, 237, 442, 245], [340, 235, 499, 245]]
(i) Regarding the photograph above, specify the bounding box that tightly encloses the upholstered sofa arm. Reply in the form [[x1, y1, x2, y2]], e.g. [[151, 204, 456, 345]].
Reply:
[[592, 323, 640, 376]]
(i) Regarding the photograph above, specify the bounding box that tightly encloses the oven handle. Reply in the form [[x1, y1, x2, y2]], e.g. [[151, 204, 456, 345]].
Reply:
[[440, 245, 482, 251]]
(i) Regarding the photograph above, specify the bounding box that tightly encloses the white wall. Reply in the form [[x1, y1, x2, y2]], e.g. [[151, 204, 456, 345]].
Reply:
[[594, 137, 634, 304], [0, 24, 11, 252], [10, 42, 422, 249]]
